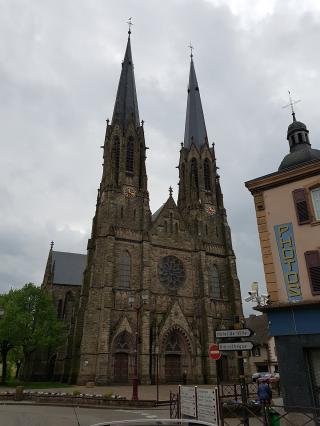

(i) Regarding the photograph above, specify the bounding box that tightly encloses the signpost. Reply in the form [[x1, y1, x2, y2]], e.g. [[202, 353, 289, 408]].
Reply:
[[215, 327, 252, 426], [209, 343, 221, 360], [215, 329, 253, 338], [218, 341, 253, 351]]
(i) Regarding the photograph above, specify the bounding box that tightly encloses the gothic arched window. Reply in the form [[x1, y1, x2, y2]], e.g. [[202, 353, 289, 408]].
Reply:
[[115, 331, 131, 352], [126, 137, 134, 172], [208, 265, 221, 299], [118, 252, 131, 287], [113, 137, 120, 183], [191, 158, 199, 189], [204, 158, 211, 191], [165, 331, 181, 353], [63, 291, 74, 325]]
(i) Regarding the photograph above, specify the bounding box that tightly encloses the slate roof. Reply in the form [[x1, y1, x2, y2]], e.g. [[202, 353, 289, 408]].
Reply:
[[151, 203, 165, 221], [279, 145, 320, 171], [112, 34, 140, 128], [184, 57, 207, 150], [52, 251, 87, 286]]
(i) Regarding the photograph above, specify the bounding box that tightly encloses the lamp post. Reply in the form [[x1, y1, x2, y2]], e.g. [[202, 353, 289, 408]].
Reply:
[[128, 291, 148, 401]]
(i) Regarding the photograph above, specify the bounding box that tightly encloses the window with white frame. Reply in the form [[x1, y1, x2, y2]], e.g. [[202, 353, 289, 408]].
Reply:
[[311, 188, 320, 220]]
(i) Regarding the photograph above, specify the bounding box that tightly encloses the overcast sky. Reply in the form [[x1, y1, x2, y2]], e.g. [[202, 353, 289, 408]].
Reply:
[[1, 0, 320, 315]]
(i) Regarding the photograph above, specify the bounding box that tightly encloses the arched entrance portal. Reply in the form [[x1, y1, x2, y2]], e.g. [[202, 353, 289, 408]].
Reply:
[[164, 330, 189, 383], [113, 331, 131, 383]]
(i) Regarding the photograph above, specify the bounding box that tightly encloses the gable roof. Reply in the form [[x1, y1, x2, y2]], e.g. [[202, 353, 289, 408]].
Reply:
[[52, 251, 87, 286]]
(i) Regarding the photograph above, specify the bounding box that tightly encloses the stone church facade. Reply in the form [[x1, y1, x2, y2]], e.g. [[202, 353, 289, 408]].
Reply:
[[41, 31, 243, 385]]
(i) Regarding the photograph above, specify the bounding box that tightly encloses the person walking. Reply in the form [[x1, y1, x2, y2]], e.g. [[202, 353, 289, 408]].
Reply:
[[257, 378, 272, 405]]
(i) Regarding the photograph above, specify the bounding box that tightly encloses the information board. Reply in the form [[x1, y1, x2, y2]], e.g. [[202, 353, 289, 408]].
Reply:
[[179, 386, 197, 418], [197, 387, 220, 425]]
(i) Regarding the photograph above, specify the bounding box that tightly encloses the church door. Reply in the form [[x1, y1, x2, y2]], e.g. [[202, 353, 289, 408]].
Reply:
[[165, 354, 182, 383], [114, 353, 128, 383]]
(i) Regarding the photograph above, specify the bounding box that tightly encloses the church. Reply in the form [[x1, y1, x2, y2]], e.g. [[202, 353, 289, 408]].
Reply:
[[41, 30, 244, 385]]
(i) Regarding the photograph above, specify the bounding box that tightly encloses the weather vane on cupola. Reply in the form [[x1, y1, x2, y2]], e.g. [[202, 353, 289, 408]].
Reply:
[[282, 90, 301, 122], [127, 17, 133, 35]]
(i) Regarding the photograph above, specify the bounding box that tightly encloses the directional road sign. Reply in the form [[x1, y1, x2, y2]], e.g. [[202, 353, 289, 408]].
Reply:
[[215, 329, 253, 338], [209, 343, 221, 360], [218, 341, 253, 351]]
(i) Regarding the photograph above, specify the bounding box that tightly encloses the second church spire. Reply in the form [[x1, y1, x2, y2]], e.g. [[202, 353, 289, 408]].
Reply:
[[184, 56, 208, 150]]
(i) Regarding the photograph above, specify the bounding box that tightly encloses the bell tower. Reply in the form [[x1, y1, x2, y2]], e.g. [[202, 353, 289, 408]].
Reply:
[[71, 30, 151, 385], [177, 55, 227, 247]]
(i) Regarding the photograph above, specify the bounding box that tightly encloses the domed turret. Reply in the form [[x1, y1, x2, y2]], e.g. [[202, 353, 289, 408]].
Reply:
[[279, 116, 320, 171]]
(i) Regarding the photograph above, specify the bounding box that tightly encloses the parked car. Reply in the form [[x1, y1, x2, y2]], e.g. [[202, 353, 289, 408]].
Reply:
[[256, 372, 280, 383], [252, 371, 269, 382]]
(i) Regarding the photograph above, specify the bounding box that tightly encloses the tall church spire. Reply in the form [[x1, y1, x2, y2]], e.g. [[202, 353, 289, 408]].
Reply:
[[184, 56, 207, 150], [112, 31, 140, 128]]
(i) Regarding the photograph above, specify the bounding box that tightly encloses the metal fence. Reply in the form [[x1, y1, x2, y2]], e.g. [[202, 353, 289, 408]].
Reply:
[[170, 389, 320, 425]]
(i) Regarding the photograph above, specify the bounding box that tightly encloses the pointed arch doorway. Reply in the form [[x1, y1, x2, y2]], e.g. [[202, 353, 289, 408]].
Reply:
[[113, 331, 131, 383], [164, 329, 189, 383]]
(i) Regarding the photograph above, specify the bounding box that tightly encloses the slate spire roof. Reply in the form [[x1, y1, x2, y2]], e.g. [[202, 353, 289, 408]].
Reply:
[[184, 56, 208, 150], [112, 32, 140, 128]]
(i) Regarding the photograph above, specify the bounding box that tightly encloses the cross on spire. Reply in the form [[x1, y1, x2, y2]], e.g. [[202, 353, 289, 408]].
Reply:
[[189, 42, 194, 59], [50, 241, 54, 250], [127, 17, 133, 36], [282, 90, 301, 122], [169, 186, 173, 197]]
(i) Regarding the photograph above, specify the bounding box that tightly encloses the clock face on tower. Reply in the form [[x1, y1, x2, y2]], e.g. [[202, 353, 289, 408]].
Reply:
[[122, 186, 136, 199], [158, 255, 186, 290], [205, 204, 216, 216]]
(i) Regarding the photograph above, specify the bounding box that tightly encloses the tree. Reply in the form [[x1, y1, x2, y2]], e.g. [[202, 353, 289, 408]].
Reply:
[[0, 293, 22, 384], [0, 283, 65, 382]]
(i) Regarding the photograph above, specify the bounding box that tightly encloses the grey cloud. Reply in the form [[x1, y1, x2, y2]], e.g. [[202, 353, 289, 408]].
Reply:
[[1, 0, 319, 315]]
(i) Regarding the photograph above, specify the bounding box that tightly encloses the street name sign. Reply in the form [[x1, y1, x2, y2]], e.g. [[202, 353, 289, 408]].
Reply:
[[215, 329, 253, 338], [219, 342, 253, 351]]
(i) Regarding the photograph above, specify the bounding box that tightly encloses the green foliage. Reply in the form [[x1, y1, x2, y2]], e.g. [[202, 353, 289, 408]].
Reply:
[[7, 283, 65, 355], [0, 283, 66, 381], [72, 389, 81, 396]]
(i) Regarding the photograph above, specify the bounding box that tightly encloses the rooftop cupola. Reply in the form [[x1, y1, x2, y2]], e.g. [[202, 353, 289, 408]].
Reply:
[[184, 52, 208, 150], [279, 114, 320, 171], [111, 28, 140, 128]]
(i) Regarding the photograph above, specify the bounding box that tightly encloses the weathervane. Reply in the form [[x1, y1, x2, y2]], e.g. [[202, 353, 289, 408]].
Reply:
[[127, 17, 133, 35], [282, 90, 301, 121], [188, 42, 194, 58]]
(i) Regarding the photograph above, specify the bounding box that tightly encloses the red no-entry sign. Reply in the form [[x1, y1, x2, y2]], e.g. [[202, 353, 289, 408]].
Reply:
[[209, 343, 221, 360]]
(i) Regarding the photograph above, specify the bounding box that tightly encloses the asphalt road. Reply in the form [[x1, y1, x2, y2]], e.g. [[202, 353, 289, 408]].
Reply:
[[0, 405, 170, 426]]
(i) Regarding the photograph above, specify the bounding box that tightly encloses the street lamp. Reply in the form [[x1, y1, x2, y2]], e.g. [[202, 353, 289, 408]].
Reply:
[[129, 291, 149, 401]]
